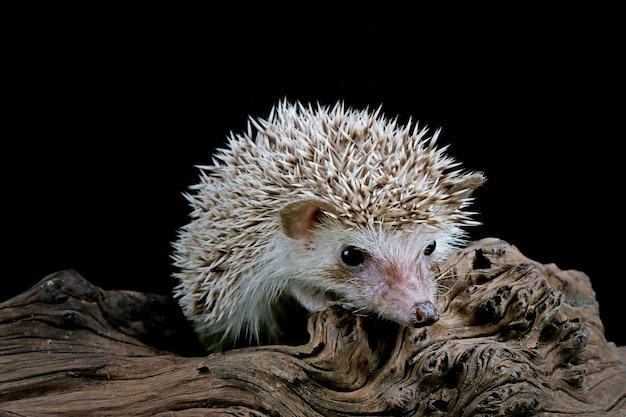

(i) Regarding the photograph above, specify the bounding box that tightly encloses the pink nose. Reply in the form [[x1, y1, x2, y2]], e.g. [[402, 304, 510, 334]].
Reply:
[[410, 301, 440, 327]]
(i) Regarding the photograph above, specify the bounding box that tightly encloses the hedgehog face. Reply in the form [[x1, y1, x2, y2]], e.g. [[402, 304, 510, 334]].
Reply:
[[335, 236, 441, 327], [308, 221, 450, 328], [280, 202, 458, 329]]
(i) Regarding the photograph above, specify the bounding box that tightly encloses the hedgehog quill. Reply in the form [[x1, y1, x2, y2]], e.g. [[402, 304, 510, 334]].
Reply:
[[172, 100, 485, 352]]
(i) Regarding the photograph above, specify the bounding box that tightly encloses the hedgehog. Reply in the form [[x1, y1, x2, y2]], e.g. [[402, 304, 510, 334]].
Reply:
[[172, 99, 485, 352]]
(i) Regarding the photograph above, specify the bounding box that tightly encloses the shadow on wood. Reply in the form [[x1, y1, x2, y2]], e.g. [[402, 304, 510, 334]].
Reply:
[[1, 238, 625, 416]]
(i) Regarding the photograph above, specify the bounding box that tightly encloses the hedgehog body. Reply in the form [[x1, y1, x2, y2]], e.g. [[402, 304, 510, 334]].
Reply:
[[172, 100, 484, 352]]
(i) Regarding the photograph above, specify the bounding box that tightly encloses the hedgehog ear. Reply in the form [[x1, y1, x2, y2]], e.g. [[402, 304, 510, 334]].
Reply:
[[280, 199, 336, 240], [446, 172, 486, 205]]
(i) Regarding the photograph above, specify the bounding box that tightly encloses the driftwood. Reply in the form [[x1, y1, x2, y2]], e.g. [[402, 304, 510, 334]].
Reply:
[[1, 237, 625, 417]]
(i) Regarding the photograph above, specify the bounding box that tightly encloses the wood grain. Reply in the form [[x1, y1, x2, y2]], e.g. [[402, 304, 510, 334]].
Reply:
[[1, 238, 624, 416]]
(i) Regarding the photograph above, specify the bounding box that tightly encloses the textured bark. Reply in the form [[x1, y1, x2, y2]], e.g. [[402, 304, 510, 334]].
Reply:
[[1, 238, 624, 417]]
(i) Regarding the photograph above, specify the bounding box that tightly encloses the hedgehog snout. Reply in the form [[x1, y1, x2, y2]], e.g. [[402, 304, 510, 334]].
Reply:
[[409, 301, 440, 327]]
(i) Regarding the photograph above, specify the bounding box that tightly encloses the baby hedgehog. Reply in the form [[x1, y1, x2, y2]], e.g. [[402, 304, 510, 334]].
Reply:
[[172, 100, 485, 352]]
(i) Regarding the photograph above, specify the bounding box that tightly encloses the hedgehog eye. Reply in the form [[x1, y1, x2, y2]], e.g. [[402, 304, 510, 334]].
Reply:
[[424, 241, 436, 256], [340, 246, 367, 267]]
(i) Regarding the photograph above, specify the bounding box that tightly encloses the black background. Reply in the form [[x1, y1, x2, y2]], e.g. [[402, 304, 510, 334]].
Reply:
[[4, 5, 623, 346]]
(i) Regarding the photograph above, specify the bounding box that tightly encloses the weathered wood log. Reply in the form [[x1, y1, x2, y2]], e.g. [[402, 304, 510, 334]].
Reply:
[[1, 238, 624, 416]]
